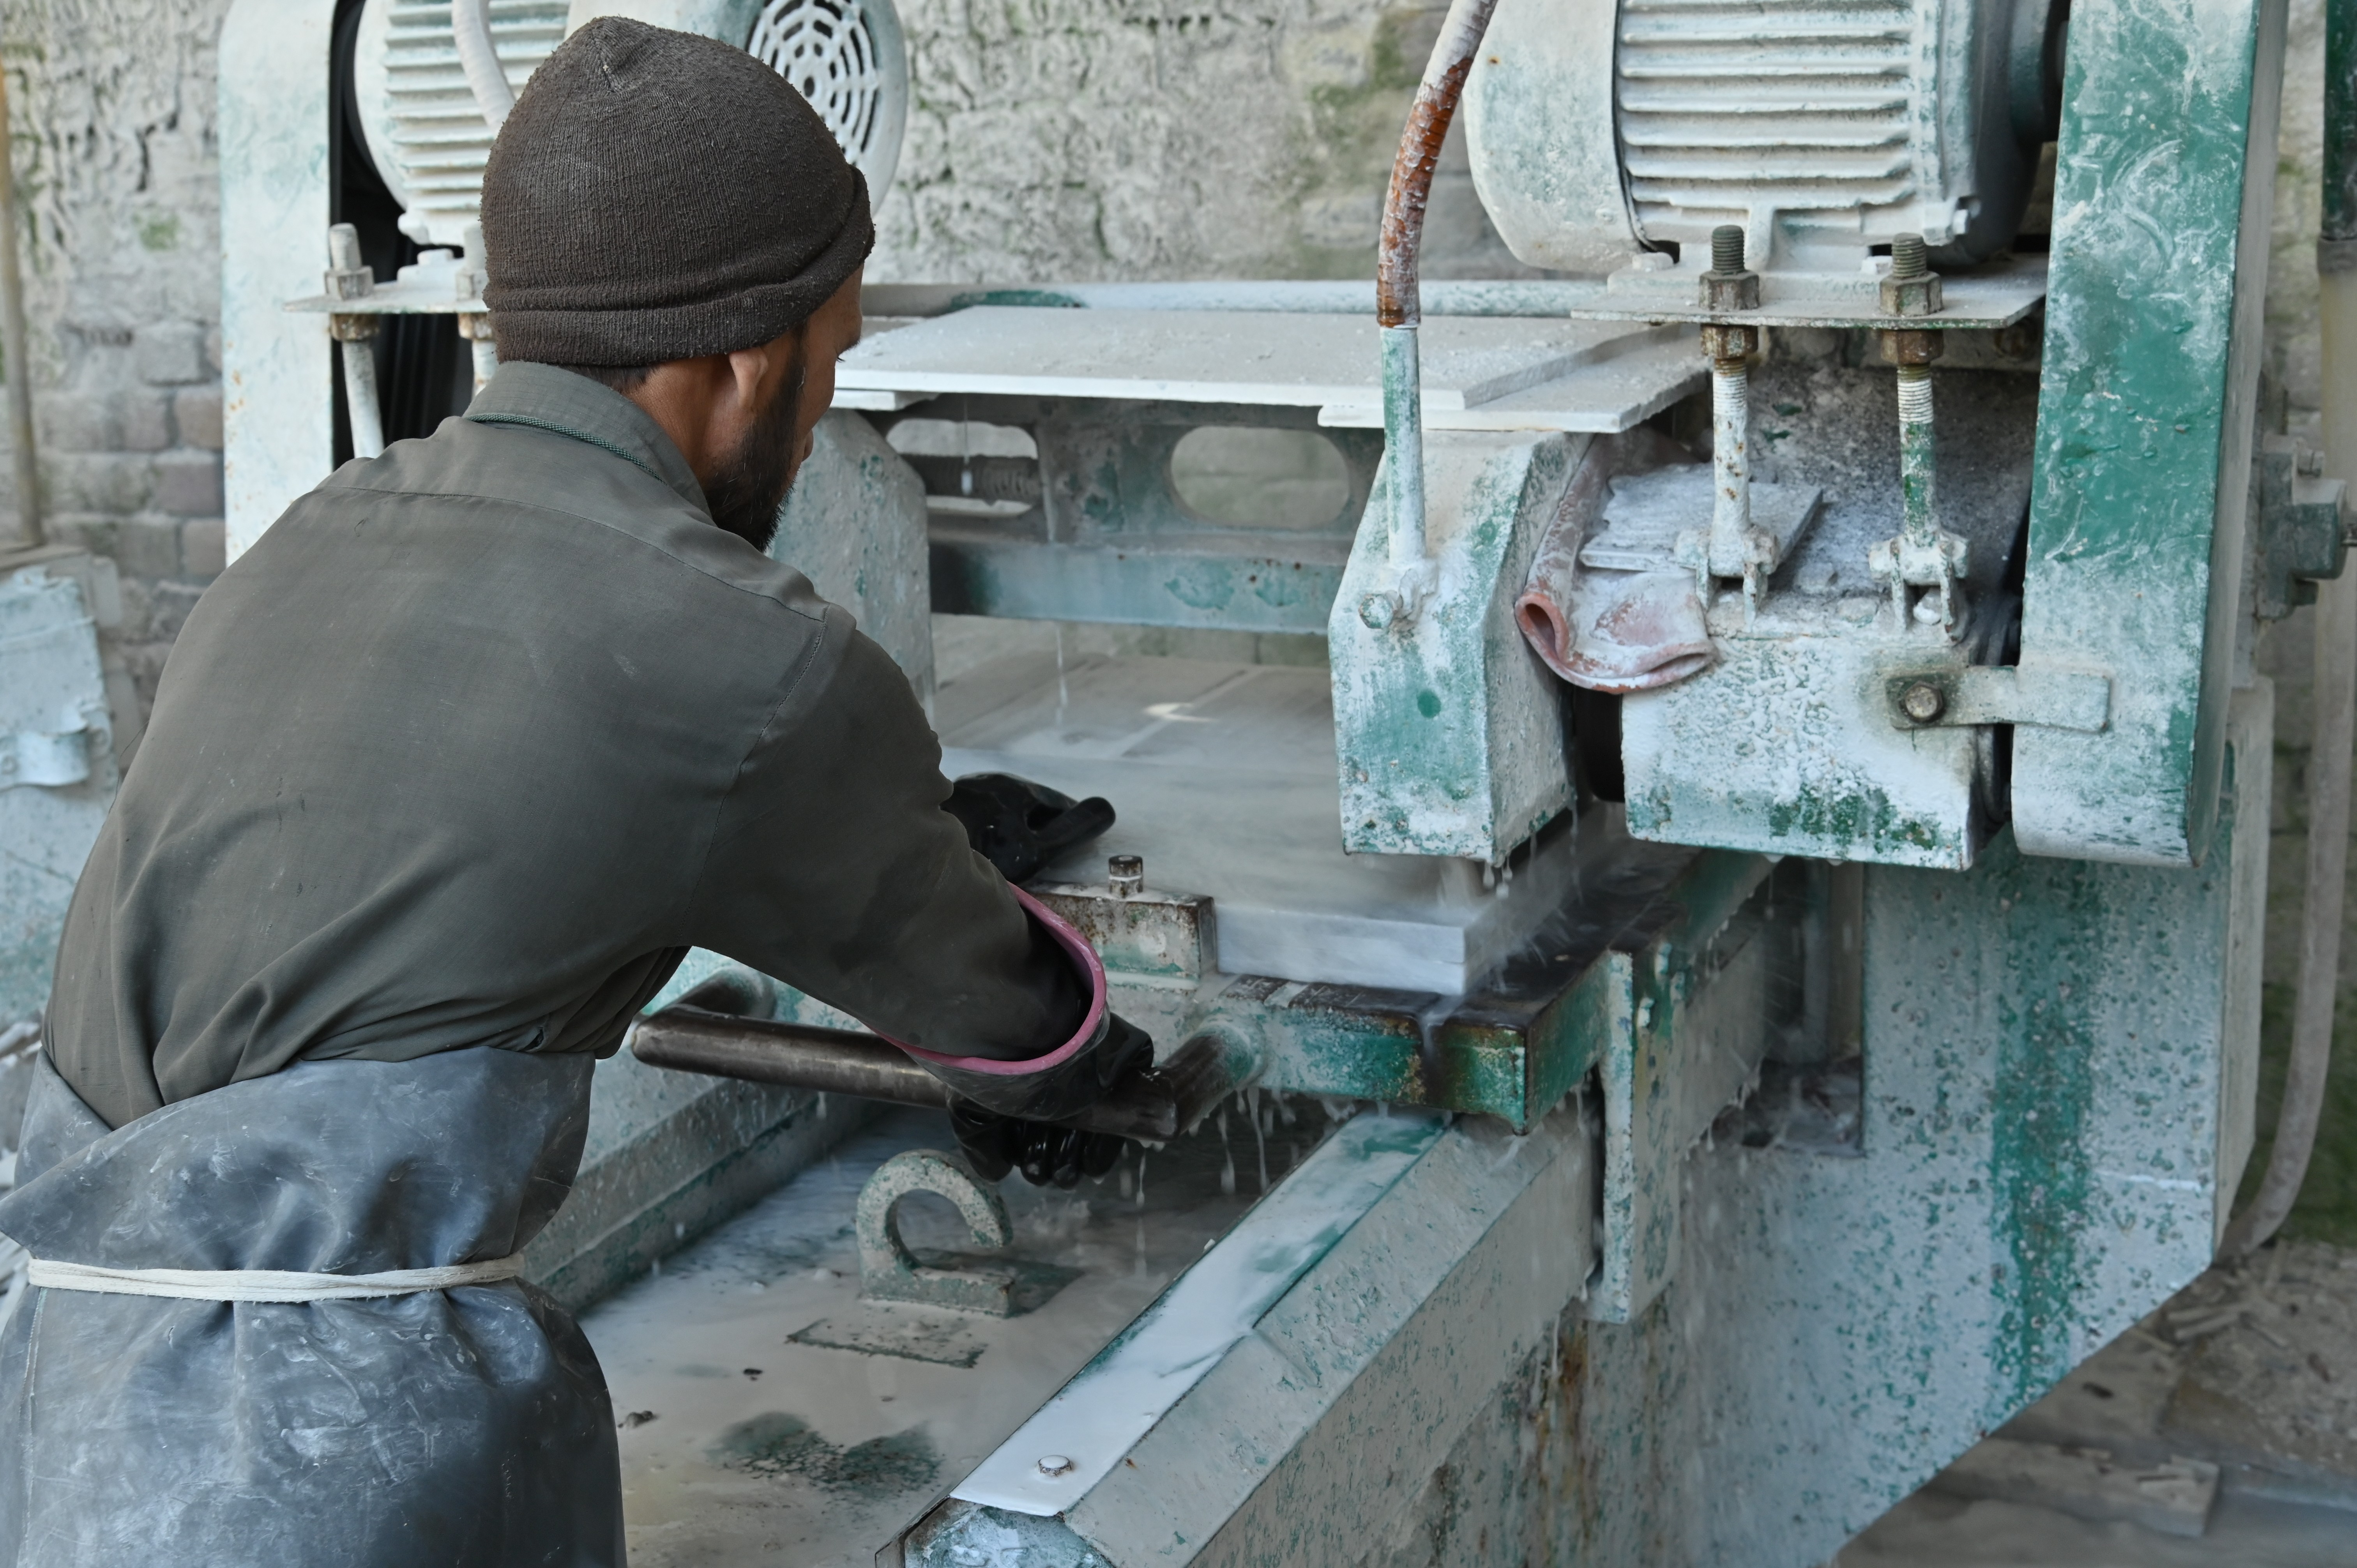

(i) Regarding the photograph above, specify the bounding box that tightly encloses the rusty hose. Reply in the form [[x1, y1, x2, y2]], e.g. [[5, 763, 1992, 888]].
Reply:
[[1375, 0, 1498, 332], [1369, 0, 1499, 616]]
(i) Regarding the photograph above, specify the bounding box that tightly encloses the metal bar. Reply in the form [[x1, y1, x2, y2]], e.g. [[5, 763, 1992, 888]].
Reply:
[[630, 1005, 1244, 1144], [2010, 0, 2288, 862], [1709, 358, 1750, 570], [1374, 0, 1500, 608], [1380, 323, 1426, 575], [336, 334, 385, 460], [0, 65, 40, 549]]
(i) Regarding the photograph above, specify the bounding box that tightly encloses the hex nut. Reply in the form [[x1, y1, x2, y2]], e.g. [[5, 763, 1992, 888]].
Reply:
[[1700, 271, 1761, 312], [1880, 272, 1944, 317], [1108, 854, 1145, 896], [1991, 318, 2042, 361], [1876, 328, 1945, 367], [1698, 323, 1759, 364], [1358, 590, 1403, 630], [1038, 1455, 1076, 1477], [1901, 682, 1946, 723]]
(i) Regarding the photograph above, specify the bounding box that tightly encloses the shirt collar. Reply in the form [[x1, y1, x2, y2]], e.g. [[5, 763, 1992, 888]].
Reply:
[[464, 362, 710, 516]]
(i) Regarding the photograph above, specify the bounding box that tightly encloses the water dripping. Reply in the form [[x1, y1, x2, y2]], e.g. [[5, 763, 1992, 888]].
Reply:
[[1134, 1217, 1147, 1277], [1053, 623, 1071, 732], [1134, 1153, 1148, 1210], [1415, 992, 1461, 1102], [1247, 1086, 1269, 1192], [1118, 1157, 1135, 1201], [1217, 1107, 1237, 1196]]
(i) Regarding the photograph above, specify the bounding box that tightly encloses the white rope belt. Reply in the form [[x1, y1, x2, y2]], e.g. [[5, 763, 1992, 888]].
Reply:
[[25, 1255, 526, 1303]]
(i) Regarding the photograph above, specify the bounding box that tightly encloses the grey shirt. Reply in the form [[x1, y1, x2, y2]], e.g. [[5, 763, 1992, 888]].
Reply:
[[46, 363, 1081, 1131]]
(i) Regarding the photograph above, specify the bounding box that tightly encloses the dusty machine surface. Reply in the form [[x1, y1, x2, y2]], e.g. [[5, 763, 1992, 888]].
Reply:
[[210, 0, 2345, 1560]]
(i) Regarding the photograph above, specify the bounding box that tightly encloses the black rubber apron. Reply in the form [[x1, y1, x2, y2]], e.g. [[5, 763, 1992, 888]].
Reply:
[[0, 1047, 621, 1566]]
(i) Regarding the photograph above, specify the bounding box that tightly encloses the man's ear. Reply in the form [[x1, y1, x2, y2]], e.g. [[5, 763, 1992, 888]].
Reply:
[[724, 341, 773, 419]]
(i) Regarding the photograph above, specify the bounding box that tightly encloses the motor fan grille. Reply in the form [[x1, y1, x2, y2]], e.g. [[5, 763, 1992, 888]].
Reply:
[[748, 0, 887, 168]]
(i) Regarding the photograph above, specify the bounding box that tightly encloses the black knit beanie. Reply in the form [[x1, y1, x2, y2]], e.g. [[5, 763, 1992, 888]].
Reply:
[[480, 17, 874, 366]]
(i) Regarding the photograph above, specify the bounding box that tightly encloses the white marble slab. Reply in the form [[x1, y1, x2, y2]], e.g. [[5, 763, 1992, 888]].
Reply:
[[934, 651, 1595, 995], [834, 307, 1668, 415]]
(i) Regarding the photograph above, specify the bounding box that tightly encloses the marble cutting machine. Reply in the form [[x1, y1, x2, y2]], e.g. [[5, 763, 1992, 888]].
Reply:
[[212, 0, 2346, 1559]]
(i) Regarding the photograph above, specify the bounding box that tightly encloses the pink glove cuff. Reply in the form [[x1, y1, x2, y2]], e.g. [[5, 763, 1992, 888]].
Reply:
[[891, 886, 1109, 1075]]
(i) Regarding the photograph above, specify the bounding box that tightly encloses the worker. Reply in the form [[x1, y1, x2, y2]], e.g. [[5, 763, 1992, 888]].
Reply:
[[0, 19, 1142, 1564]]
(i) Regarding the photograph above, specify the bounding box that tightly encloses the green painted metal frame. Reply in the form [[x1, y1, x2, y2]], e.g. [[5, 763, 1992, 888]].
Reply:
[[893, 395, 1378, 634], [689, 832, 1755, 1136], [2012, 0, 2289, 864]]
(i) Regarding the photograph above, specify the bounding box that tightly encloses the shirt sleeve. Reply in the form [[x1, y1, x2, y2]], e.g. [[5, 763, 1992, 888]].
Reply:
[[684, 610, 1088, 1060]]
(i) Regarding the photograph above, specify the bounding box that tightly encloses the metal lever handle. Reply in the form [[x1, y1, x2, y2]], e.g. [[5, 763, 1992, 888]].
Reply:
[[630, 1003, 1242, 1144]]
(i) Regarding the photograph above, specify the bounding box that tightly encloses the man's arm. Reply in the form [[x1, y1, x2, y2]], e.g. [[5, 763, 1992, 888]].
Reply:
[[686, 611, 1088, 1060]]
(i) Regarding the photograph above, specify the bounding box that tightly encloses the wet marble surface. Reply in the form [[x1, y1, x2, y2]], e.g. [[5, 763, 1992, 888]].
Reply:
[[580, 1099, 1339, 1566]]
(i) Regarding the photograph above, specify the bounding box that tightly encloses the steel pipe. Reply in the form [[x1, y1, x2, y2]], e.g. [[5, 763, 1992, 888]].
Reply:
[[631, 1005, 1246, 1146], [1372, 0, 1500, 612]]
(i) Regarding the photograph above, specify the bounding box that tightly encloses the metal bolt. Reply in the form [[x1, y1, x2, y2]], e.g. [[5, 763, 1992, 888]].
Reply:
[[1037, 1455, 1075, 1478], [325, 222, 375, 301], [1108, 854, 1144, 896], [1700, 224, 1760, 312], [1710, 224, 1745, 274], [1879, 234, 1944, 317], [1358, 590, 1402, 630], [1901, 682, 1946, 723]]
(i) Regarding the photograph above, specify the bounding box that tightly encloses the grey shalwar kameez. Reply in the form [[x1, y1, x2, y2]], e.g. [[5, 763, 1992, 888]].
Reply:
[[0, 362, 1083, 1565]]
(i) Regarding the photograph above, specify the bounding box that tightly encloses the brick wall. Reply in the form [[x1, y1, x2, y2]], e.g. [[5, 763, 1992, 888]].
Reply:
[[3, 0, 232, 726]]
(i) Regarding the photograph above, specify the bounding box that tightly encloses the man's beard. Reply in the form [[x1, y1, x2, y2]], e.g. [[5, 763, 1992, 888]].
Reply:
[[703, 355, 807, 553]]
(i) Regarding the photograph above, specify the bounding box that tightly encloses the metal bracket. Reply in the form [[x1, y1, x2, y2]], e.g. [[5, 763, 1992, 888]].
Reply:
[[1885, 667, 2111, 732], [1030, 864, 1217, 982], [855, 1150, 1023, 1316], [2251, 434, 2350, 620]]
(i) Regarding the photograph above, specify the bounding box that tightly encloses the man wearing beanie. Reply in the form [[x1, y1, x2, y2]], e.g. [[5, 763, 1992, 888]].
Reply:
[[0, 19, 1140, 1563]]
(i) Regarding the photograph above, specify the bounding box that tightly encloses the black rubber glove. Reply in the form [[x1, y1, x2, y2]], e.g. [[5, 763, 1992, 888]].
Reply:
[[951, 1100, 1125, 1190], [944, 773, 1117, 884], [918, 1010, 1154, 1123]]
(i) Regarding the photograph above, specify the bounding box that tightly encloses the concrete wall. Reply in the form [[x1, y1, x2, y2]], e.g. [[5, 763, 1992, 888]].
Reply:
[[869, 0, 1526, 284]]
